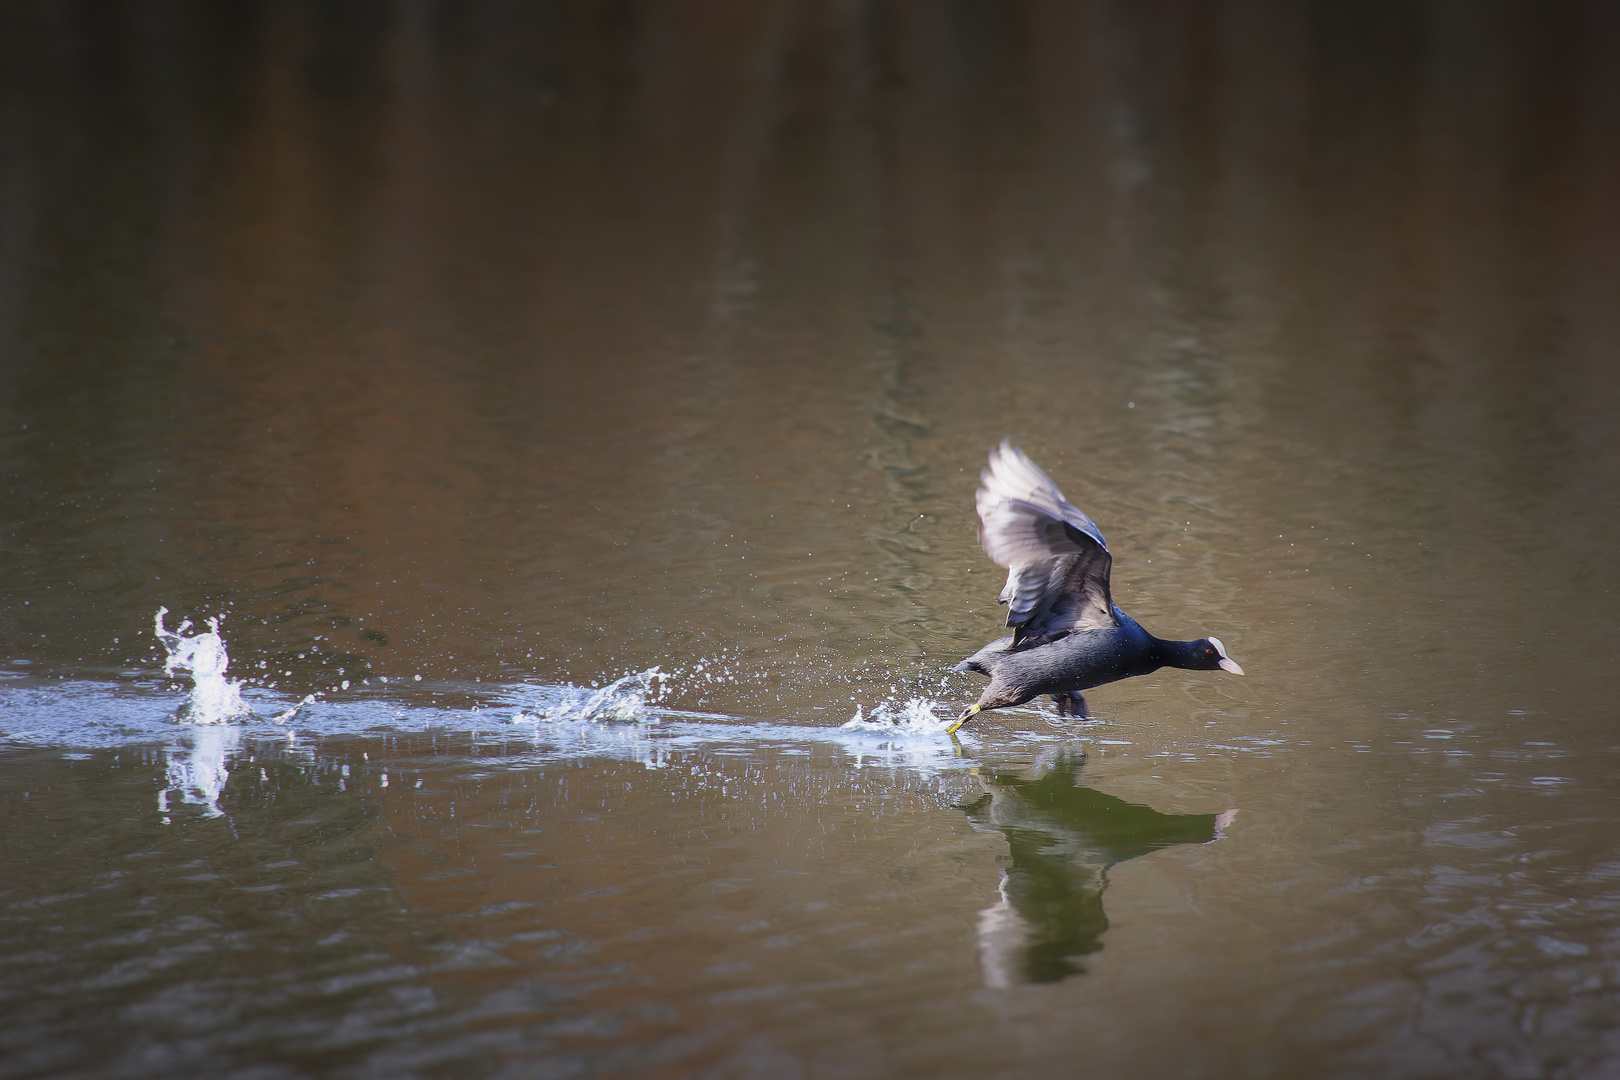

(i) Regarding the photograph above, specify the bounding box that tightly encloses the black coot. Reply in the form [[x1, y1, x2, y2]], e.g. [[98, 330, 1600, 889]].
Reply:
[[948, 440, 1244, 733]]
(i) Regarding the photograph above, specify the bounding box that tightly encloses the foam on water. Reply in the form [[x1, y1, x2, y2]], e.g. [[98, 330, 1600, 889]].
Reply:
[[153, 607, 252, 723]]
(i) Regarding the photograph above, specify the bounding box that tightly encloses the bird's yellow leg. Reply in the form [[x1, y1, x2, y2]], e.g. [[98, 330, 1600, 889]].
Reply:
[[945, 703, 980, 735]]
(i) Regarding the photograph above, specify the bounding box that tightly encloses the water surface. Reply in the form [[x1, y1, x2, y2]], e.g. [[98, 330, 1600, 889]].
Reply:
[[3, 3, 1620, 1077]]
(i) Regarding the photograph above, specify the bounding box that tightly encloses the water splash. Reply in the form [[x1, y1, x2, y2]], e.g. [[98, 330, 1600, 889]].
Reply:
[[154, 607, 252, 723], [511, 667, 667, 724], [841, 697, 953, 735]]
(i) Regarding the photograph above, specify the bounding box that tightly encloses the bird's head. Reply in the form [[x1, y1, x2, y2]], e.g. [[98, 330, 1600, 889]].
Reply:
[[1193, 636, 1244, 675]]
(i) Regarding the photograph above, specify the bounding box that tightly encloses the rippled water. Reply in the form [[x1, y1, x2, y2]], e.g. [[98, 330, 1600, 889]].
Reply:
[[4, 3, 1620, 1077]]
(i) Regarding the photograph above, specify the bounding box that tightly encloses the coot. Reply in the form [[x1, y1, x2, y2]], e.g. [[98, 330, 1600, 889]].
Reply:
[[948, 440, 1243, 733]]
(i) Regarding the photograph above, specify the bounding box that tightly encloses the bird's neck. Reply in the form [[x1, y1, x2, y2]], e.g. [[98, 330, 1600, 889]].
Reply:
[[1152, 638, 1205, 670]]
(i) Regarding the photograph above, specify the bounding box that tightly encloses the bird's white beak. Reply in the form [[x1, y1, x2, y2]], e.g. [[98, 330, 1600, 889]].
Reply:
[[1209, 636, 1244, 676]]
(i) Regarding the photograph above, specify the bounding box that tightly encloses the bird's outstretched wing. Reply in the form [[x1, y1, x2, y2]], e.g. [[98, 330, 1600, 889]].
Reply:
[[975, 439, 1116, 647]]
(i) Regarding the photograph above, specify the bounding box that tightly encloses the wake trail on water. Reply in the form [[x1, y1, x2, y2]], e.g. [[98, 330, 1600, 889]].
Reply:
[[504, 668, 959, 740], [147, 604, 964, 742]]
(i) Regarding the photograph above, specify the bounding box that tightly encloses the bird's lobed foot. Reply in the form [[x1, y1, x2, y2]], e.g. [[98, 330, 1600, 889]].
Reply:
[[1050, 692, 1088, 719], [945, 703, 980, 735]]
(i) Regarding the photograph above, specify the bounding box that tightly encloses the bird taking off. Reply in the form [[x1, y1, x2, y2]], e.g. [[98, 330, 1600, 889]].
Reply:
[[949, 440, 1243, 734]]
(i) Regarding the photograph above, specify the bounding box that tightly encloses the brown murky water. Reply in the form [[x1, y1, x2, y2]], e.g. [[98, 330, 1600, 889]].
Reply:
[[3, 3, 1620, 1077]]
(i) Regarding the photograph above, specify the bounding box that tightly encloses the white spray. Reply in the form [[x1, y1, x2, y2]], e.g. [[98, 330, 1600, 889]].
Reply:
[[154, 607, 251, 722]]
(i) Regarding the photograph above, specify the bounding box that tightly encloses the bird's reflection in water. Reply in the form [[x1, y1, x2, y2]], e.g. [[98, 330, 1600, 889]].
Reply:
[[961, 752, 1235, 986]]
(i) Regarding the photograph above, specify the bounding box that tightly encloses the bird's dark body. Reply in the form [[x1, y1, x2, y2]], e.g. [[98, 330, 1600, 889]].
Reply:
[[950, 441, 1242, 731], [957, 608, 1159, 705]]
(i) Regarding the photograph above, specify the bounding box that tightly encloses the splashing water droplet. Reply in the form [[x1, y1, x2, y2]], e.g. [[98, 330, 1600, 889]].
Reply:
[[840, 697, 951, 735], [512, 667, 666, 724], [154, 607, 252, 723]]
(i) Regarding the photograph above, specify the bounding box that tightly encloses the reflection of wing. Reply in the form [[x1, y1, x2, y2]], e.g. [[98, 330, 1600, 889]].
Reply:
[[961, 755, 1221, 985], [975, 865, 1108, 987], [976, 440, 1115, 647]]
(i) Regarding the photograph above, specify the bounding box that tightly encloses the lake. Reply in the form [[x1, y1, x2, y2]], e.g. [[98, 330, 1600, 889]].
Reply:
[[3, 3, 1619, 1077]]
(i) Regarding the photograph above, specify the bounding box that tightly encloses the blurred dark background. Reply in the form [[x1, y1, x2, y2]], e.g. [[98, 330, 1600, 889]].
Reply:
[[0, 1, 1616, 701]]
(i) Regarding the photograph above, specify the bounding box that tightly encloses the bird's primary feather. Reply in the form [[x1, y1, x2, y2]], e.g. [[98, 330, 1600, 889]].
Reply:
[[975, 439, 1116, 646]]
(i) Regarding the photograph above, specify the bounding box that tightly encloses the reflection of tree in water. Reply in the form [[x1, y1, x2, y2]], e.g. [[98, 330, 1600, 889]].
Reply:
[[961, 753, 1233, 986]]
